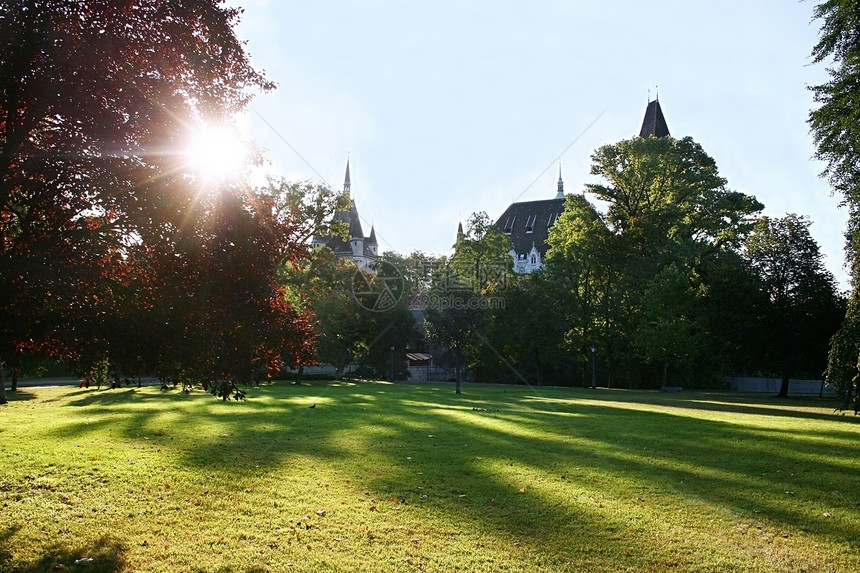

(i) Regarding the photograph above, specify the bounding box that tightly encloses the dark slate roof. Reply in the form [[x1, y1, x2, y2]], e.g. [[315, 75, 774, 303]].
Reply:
[[639, 99, 670, 138], [494, 197, 566, 257], [344, 158, 351, 191], [312, 157, 373, 257], [322, 202, 365, 255]]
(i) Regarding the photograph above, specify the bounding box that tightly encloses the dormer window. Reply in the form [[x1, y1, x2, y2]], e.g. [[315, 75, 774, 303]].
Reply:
[[503, 216, 516, 234], [524, 214, 536, 234]]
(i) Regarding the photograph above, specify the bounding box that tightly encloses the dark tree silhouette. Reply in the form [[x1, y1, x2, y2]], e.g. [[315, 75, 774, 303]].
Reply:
[[0, 1, 315, 399]]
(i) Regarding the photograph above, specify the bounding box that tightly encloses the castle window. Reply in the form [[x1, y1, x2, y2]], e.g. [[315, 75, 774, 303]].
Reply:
[[531, 255, 536, 265], [524, 214, 536, 233]]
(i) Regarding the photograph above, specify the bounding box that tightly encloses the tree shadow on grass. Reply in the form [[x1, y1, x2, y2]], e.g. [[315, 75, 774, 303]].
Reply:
[[0, 526, 126, 573], [29, 382, 860, 571], [2, 389, 38, 402], [661, 393, 859, 424]]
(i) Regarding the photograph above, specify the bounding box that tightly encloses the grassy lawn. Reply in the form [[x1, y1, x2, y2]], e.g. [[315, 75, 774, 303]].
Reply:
[[1, 381, 858, 572]]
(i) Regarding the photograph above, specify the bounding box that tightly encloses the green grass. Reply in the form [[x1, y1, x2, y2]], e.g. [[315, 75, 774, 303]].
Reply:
[[1, 382, 859, 572]]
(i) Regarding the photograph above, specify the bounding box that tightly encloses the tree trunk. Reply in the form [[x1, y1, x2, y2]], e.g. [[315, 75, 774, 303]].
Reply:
[[11, 367, 18, 392], [295, 365, 304, 385], [662, 361, 669, 390], [0, 357, 7, 405], [777, 373, 790, 398]]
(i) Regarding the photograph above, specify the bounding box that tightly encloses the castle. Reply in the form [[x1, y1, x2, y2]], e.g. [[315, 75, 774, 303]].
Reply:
[[493, 98, 670, 274], [311, 158, 378, 272]]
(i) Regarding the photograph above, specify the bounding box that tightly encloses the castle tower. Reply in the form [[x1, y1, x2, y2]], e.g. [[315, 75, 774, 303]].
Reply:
[[639, 98, 670, 138]]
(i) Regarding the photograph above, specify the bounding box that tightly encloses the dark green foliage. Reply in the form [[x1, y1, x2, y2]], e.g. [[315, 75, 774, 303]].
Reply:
[[0, 2, 318, 399], [546, 135, 763, 387], [825, 292, 860, 413], [745, 215, 845, 395], [809, 1, 860, 408], [424, 212, 513, 392]]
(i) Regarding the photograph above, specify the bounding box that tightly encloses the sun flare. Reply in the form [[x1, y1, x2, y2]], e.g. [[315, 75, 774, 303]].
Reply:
[[185, 124, 247, 181]]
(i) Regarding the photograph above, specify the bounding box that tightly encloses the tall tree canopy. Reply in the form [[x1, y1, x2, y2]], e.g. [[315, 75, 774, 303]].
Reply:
[[745, 214, 844, 397], [809, 0, 860, 273], [424, 212, 512, 392], [809, 0, 860, 410], [0, 1, 316, 400], [547, 135, 762, 386]]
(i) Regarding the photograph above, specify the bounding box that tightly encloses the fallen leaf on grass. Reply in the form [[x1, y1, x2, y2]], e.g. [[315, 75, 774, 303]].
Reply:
[[369, 505, 378, 512], [316, 509, 326, 516], [823, 512, 833, 518]]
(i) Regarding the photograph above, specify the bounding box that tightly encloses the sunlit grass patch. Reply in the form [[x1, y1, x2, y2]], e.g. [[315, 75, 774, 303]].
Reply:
[[1, 383, 858, 572]]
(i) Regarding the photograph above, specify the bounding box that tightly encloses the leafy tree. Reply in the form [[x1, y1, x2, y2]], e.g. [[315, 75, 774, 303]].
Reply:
[[745, 214, 845, 397], [546, 194, 624, 385], [0, 1, 322, 399], [633, 263, 704, 387], [808, 0, 860, 410], [695, 249, 770, 378], [491, 270, 572, 385], [448, 212, 513, 293], [0, 358, 6, 405], [825, 292, 860, 412], [809, 0, 860, 275], [281, 247, 365, 378], [547, 135, 762, 387], [587, 136, 762, 256], [424, 212, 512, 392], [280, 248, 416, 381]]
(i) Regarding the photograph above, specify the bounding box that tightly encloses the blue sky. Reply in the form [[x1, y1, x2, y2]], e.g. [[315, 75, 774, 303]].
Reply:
[[228, 0, 847, 287]]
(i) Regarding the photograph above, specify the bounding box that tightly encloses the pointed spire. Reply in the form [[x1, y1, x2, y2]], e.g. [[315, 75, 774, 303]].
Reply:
[[343, 155, 351, 194], [368, 224, 377, 245], [454, 221, 464, 248], [639, 98, 670, 138], [555, 162, 565, 199]]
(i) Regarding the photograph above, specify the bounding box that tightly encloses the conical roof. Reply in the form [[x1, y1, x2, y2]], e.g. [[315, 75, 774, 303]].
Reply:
[[639, 99, 670, 138]]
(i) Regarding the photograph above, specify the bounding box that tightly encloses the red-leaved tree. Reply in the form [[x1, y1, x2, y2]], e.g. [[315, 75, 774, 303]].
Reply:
[[1, 1, 316, 400]]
